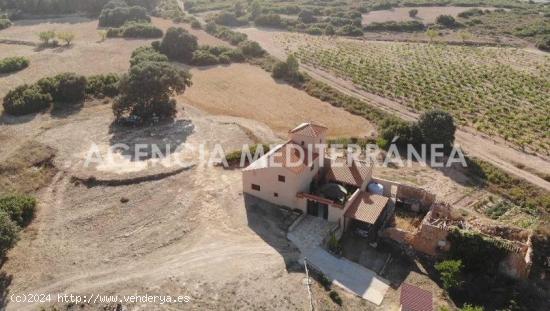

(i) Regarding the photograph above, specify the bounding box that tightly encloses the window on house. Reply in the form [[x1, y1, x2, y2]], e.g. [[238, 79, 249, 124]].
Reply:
[[251, 184, 260, 191], [274, 192, 278, 197], [278, 175, 285, 182]]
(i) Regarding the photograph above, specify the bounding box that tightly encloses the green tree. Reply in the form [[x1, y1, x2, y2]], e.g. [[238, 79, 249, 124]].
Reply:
[[113, 61, 192, 121], [159, 27, 198, 63], [0, 194, 36, 227], [0, 210, 19, 258], [426, 28, 438, 42], [436, 15, 457, 28], [417, 110, 456, 150], [324, 25, 335, 36], [249, 0, 262, 20], [38, 30, 56, 45], [435, 259, 463, 290], [409, 9, 418, 18], [57, 31, 75, 45]]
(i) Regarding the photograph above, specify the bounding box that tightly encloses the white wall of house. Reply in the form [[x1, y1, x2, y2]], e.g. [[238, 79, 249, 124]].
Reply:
[[242, 156, 323, 211], [289, 133, 326, 151]]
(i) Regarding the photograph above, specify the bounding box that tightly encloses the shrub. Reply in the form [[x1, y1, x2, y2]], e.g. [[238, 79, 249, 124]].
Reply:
[[535, 35, 550, 52], [379, 117, 421, 146], [272, 55, 304, 84], [0, 18, 12, 30], [324, 25, 335, 36], [121, 22, 163, 38], [191, 50, 219, 66], [220, 49, 245, 62], [298, 10, 316, 24], [458, 8, 484, 18], [254, 14, 284, 28], [130, 46, 168, 66], [113, 61, 192, 121], [191, 19, 201, 29], [436, 15, 457, 28], [238, 40, 265, 57], [99, 3, 150, 27], [2, 84, 52, 116], [37, 73, 87, 105], [306, 26, 323, 35], [0, 210, 19, 257], [460, 304, 484, 311], [57, 31, 75, 45], [0, 194, 36, 227], [86, 74, 120, 98], [38, 30, 56, 45], [0, 56, 29, 74], [214, 11, 247, 27], [329, 291, 342, 306], [435, 259, 463, 290], [159, 27, 198, 63], [409, 9, 418, 18], [337, 24, 363, 36]]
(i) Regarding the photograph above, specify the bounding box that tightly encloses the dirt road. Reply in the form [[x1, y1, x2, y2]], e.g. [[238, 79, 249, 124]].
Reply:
[[236, 28, 550, 192]]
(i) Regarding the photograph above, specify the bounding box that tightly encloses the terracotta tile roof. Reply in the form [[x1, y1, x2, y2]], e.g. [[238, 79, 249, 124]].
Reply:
[[243, 141, 318, 174], [289, 122, 328, 137], [344, 191, 389, 225], [400, 283, 433, 311], [326, 160, 372, 187]]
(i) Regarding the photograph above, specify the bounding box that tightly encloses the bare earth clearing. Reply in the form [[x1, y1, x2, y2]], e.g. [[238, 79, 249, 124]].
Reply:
[[179, 63, 374, 138], [238, 27, 550, 192], [361, 6, 500, 24]]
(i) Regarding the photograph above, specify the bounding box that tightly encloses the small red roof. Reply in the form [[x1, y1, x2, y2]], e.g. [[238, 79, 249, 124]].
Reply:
[[326, 160, 372, 187], [344, 191, 389, 225], [289, 122, 328, 137], [400, 283, 433, 311]]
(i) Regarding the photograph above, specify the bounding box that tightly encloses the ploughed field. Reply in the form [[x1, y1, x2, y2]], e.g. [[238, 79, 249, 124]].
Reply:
[[277, 34, 550, 154]]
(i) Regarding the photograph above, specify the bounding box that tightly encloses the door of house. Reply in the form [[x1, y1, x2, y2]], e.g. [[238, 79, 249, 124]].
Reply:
[[307, 200, 328, 220]]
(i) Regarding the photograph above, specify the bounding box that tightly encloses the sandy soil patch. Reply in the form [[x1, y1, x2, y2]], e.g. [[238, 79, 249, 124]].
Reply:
[[362, 6, 499, 25], [179, 63, 374, 138]]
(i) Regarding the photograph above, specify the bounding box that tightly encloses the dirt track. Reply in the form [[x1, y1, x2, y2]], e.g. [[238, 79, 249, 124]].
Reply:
[[238, 28, 550, 192]]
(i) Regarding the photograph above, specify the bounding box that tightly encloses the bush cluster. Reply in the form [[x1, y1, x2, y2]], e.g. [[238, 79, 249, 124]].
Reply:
[[37, 73, 87, 106], [0, 194, 36, 257], [213, 11, 248, 27], [364, 20, 425, 32], [86, 74, 120, 98], [458, 8, 485, 18], [2, 84, 52, 116], [107, 21, 163, 38], [99, 0, 150, 27], [0, 56, 29, 74], [130, 46, 168, 66], [191, 45, 244, 66], [238, 40, 265, 57], [159, 27, 198, 63], [535, 35, 550, 52], [205, 23, 248, 45], [272, 55, 304, 84], [0, 18, 12, 30], [436, 15, 459, 28], [254, 14, 284, 28]]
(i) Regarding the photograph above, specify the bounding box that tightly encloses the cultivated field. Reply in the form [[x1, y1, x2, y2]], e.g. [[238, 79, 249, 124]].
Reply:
[[276, 33, 550, 154], [179, 63, 375, 137], [361, 6, 499, 25]]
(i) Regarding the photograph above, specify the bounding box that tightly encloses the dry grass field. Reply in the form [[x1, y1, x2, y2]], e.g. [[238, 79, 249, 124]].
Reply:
[[179, 63, 375, 137], [0, 17, 228, 98]]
